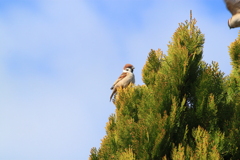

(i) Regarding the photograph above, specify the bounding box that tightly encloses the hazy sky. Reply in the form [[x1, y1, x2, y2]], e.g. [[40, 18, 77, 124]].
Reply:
[[0, 0, 238, 160]]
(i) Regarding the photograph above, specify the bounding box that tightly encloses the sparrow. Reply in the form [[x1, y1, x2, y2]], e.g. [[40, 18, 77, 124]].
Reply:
[[110, 64, 135, 101], [224, 0, 240, 29]]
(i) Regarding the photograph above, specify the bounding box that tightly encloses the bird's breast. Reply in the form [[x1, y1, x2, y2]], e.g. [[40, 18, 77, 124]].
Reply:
[[117, 73, 135, 88]]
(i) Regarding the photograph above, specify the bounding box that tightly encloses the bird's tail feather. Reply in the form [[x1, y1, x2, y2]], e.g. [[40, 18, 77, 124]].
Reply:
[[110, 89, 117, 102]]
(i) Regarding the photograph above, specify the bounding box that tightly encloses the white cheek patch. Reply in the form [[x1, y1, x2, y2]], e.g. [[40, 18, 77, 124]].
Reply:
[[123, 70, 128, 73]]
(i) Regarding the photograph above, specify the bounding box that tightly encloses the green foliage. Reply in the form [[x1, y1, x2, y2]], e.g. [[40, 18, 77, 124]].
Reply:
[[229, 32, 240, 77], [89, 18, 240, 160], [142, 49, 163, 87], [119, 147, 135, 160], [172, 126, 224, 160]]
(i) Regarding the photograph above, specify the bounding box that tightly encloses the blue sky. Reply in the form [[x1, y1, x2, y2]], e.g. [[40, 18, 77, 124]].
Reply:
[[0, 0, 238, 160]]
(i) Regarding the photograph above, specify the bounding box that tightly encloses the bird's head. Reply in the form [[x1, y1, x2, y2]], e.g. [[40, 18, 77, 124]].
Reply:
[[123, 64, 135, 73]]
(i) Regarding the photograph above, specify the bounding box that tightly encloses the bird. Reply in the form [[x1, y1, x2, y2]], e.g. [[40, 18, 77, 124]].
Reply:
[[224, 0, 240, 29], [110, 64, 135, 101]]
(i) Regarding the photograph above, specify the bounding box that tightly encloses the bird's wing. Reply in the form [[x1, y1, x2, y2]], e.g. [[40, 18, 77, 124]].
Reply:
[[110, 72, 128, 90], [225, 0, 240, 15]]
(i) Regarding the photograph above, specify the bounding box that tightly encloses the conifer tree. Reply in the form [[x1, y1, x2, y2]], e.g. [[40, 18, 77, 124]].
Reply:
[[90, 17, 240, 160]]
